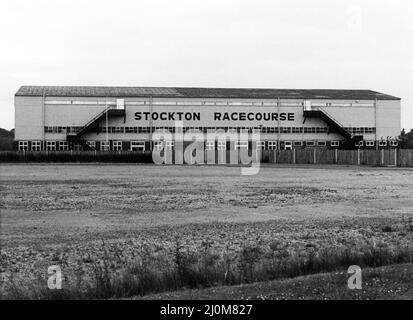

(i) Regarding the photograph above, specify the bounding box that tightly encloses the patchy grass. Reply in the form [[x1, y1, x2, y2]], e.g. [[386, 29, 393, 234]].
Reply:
[[141, 263, 413, 300], [2, 239, 413, 299]]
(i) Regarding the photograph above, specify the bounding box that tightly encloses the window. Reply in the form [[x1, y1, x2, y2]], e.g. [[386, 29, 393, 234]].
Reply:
[[131, 141, 145, 152], [316, 127, 328, 133], [293, 141, 303, 147], [100, 141, 110, 151], [235, 141, 248, 150], [113, 141, 122, 151], [217, 141, 226, 150], [126, 127, 138, 133], [46, 141, 56, 151], [113, 127, 124, 133], [268, 141, 277, 150], [116, 98, 125, 110], [306, 141, 315, 147], [73, 143, 82, 151], [165, 141, 174, 150], [390, 140, 398, 147], [378, 141, 387, 147], [365, 141, 375, 147], [317, 141, 326, 147], [292, 127, 303, 133], [206, 141, 215, 150], [331, 141, 340, 147], [31, 141, 41, 151], [356, 141, 364, 147], [256, 141, 265, 149], [18, 141, 29, 151], [59, 141, 68, 151], [153, 141, 163, 151], [284, 141, 292, 150], [87, 141, 96, 149]]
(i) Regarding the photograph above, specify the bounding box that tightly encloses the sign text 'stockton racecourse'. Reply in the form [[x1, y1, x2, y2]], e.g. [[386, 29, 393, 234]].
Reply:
[[134, 111, 295, 122]]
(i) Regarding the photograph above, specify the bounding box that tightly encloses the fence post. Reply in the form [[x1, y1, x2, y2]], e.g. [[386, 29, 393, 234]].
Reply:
[[335, 148, 338, 164], [381, 149, 384, 166], [293, 149, 296, 164], [274, 150, 277, 164], [395, 148, 398, 167], [313, 149, 316, 164], [357, 149, 360, 166]]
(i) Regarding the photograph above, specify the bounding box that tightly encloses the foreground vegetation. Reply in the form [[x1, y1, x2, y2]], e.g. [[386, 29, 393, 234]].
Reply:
[[3, 236, 413, 299], [143, 263, 413, 300]]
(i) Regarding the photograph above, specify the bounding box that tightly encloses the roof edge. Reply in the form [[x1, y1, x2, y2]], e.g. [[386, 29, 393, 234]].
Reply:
[[14, 85, 402, 100]]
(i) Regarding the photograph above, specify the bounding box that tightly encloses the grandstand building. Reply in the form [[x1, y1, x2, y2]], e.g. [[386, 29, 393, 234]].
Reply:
[[14, 86, 401, 151]]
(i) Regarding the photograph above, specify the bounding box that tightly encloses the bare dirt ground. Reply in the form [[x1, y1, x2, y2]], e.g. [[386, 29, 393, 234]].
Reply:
[[1, 164, 413, 298]]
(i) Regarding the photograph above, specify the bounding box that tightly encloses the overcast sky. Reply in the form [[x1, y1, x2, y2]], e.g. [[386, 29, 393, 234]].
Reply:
[[1, 0, 412, 131]]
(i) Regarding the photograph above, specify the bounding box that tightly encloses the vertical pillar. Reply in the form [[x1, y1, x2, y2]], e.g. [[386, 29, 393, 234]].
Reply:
[[357, 149, 360, 166], [313, 148, 316, 164], [335, 148, 338, 164], [395, 148, 398, 167]]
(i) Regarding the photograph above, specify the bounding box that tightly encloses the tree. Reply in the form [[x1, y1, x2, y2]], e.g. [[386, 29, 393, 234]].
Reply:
[[0, 128, 14, 150], [399, 128, 413, 149]]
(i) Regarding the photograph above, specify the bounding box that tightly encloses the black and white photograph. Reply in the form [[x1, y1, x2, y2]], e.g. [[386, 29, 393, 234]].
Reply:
[[0, 0, 412, 312]]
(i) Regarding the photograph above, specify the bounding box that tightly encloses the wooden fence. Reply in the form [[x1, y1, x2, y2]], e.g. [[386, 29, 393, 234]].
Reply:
[[1, 149, 413, 167], [262, 149, 413, 167], [0, 151, 153, 163]]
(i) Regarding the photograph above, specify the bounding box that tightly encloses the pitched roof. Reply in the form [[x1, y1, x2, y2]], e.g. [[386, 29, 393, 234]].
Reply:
[[15, 85, 401, 100]]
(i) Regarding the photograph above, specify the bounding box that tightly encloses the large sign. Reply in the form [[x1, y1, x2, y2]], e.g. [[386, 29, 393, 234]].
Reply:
[[134, 111, 295, 122]]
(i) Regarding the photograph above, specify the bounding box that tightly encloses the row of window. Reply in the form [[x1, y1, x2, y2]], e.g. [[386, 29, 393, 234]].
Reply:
[[18, 139, 398, 151], [345, 127, 376, 134], [17, 139, 368, 151], [44, 100, 375, 107], [18, 140, 327, 151], [44, 126, 376, 134], [356, 140, 398, 147], [120, 127, 331, 134], [44, 126, 82, 133]]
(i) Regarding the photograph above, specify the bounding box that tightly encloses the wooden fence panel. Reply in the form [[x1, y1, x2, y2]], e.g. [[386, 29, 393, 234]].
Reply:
[[261, 150, 270, 163], [398, 149, 413, 167], [295, 149, 314, 164], [359, 150, 380, 166], [275, 150, 293, 164], [316, 149, 335, 164], [336, 150, 357, 165], [382, 149, 396, 166]]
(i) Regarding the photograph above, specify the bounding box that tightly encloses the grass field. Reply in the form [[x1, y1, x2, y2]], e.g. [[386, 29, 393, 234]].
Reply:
[[1, 164, 412, 299]]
